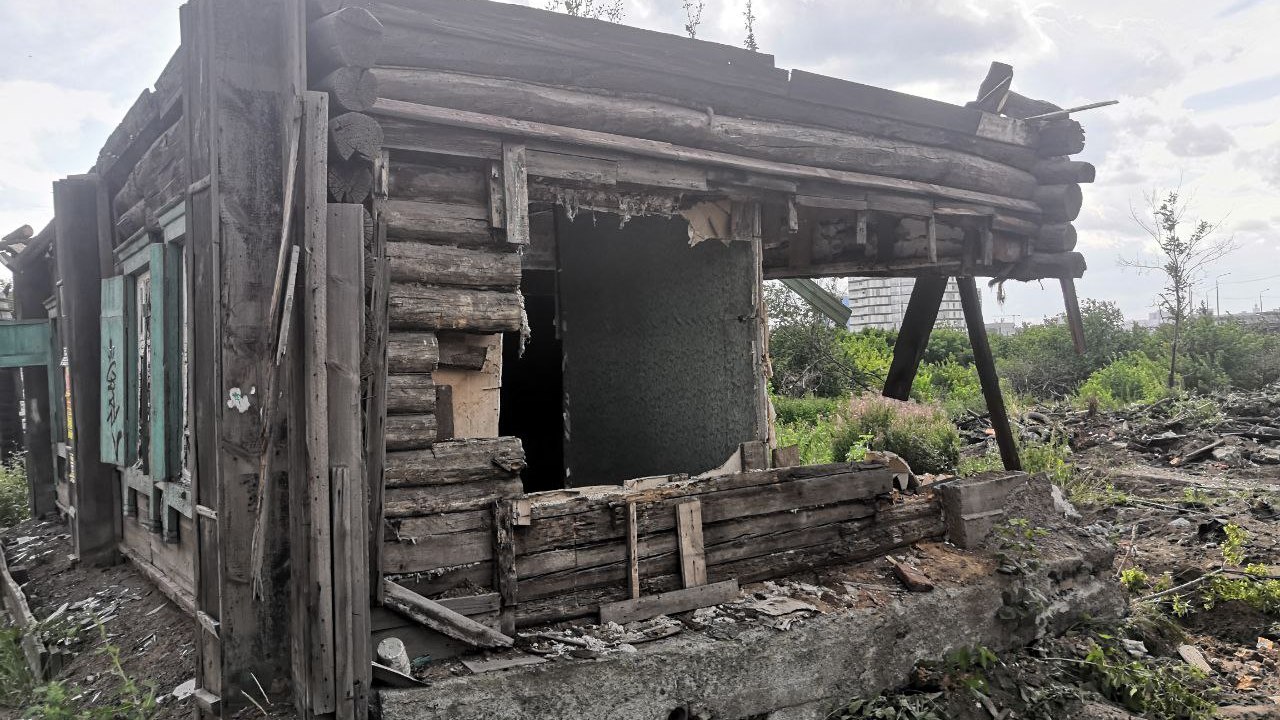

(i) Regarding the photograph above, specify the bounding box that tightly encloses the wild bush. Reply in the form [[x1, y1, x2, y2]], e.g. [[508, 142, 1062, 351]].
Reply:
[[1075, 352, 1170, 410], [832, 394, 960, 474]]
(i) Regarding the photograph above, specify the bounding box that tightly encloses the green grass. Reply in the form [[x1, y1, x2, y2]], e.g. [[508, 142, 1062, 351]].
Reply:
[[0, 457, 30, 529]]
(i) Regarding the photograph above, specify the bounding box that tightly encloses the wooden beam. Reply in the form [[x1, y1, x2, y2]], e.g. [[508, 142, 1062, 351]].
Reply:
[[383, 579, 514, 648], [957, 277, 1021, 471], [599, 579, 739, 625], [493, 499, 517, 636], [1061, 277, 1087, 355], [370, 98, 1043, 215], [625, 501, 640, 600], [883, 276, 949, 401]]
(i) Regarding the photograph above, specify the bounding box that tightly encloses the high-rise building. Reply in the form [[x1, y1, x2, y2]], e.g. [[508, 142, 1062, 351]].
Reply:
[[841, 277, 964, 332]]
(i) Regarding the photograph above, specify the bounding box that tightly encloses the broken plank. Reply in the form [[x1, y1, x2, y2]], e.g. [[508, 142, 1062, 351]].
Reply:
[[501, 143, 529, 245], [460, 654, 548, 674], [382, 579, 513, 649], [493, 499, 518, 636], [599, 579, 739, 625]]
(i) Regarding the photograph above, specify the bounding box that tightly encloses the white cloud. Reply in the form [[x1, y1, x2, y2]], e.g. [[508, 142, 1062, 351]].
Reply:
[[1166, 121, 1236, 157]]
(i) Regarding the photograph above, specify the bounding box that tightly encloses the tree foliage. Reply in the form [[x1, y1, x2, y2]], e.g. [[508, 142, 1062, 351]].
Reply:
[[1122, 191, 1237, 387], [545, 0, 625, 21]]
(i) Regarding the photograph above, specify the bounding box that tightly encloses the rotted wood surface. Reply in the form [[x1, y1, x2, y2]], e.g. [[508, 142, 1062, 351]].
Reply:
[[385, 414, 438, 451], [388, 283, 524, 332], [384, 477, 523, 517], [330, 112, 384, 163], [374, 68, 1040, 200], [382, 579, 513, 649], [314, 67, 379, 113], [384, 199, 495, 245]]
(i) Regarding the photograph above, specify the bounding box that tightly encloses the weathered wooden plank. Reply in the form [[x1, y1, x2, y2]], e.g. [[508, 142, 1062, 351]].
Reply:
[[501, 143, 530, 245], [386, 242, 521, 288], [383, 579, 513, 648], [676, 500, 707, 588], [883, 276, 948, 401], [366, 157, 392, 602], [388, 283, 523, 332], [600, 579, 739, 625], [384, 527, 494, 572], [383, 477, 522, 516], [625, 501, 640, 600], [390, 509, 491, 538], [388, 159, 489, 205], [387, 331, 438, 373], [384, 437, 525, 488], [386, 373, 436, 415]]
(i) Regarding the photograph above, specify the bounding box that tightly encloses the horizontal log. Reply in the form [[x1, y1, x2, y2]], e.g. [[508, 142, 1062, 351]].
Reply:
[[384, 199, 495, 245], [373, 68, 1039, 200], [1032, 158, 1095, 185], [114, 200, 151, 242], [384, 478, 523, 517], [387, 331, 438, 373], [1034, 224, 1077, 253], [382, 579, 513, 649], [389, 509, 491, 539], [1002, 92, 1061, 120], [600, 580, 740, 625], [388, 283, 523, 332], [386, 414, 437, 451], [329, 155, 375, 203], [1034, 184, 1083, 223], [387, 242, 521, 288], [309, 6, 384, 77], [385, 527, 493, 573], [388, 159, 489, 206], [387, 373, 436, 415], [386, 437, 525, 488], [1007, 251, 1087, 281], [370, 98, 1044, 216], [313, 66, 379, 113], [1037, 119, 1086, 157], [330, 112, 383, 162]]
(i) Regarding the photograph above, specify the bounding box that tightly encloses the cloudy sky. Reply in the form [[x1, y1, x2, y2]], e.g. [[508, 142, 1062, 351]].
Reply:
[[2, 0, 1277, 323]]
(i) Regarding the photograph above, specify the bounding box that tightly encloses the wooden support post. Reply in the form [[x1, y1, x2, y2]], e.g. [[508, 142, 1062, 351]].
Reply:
[[493, 499, 517, 636], [12, 264, 56, 519], [676, 500, 707, 588], [52, 174, 118, 566], [328, 204, 368, 720], [957, 276, 1021, 471], [1060, 277, 1087, 355], [926, 216, 938, 264], [883, 276, 948, 401], [501, 143, 529, 245], [366, 151, 391, 605], [181, 0, 305, 712]]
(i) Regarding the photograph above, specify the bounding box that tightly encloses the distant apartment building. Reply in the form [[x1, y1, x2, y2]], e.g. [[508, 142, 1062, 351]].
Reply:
[[841, 277, 964, 332]]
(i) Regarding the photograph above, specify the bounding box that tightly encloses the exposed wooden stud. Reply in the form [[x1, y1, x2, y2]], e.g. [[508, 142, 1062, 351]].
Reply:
[[926, 216, 938, 264], [501, 143, 530, 245], [957, 276, 1021, 471], [855, 211, 868, 247], [486, 161, 506, 229], [435, 385, 455, 442], [599, 580, 739, 626], [739, 440, 769, 471], [676, 500, 708, 588]]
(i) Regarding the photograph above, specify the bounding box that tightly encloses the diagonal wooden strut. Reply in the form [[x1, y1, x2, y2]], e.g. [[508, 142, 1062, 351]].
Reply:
[[883, 276, 949, 401], [957, 276, 1021, 471]]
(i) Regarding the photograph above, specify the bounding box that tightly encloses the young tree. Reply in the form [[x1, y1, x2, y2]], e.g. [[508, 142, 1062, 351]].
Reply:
[[743, 0, 759, 51], [546, 0, 625, 22], [682, 0, 705, 38], [1122, 190, 1236, 388]]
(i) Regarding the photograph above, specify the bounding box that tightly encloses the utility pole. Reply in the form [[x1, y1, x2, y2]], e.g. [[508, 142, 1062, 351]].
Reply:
[[1215, 272, 1231, 317]]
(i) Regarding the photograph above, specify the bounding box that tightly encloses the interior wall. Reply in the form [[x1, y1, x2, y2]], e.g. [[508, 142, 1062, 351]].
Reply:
[[499, 271, 564, 492], [557, 209, 760, 487]]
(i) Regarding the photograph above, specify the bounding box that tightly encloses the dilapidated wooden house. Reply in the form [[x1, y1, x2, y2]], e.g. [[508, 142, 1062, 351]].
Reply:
[[1, 0, 1097, 717]]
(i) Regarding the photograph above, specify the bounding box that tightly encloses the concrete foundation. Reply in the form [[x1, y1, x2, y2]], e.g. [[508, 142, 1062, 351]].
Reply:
[[378, 479, 1122, 720]]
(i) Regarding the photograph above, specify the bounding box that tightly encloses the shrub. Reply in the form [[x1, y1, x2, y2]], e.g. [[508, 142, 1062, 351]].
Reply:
[[1075, 352, 1170, 410], [772, 394, 839, 425], [0, 458, 29, 530], [832, 394, 960, 474], [775, 416, 837, 465]]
